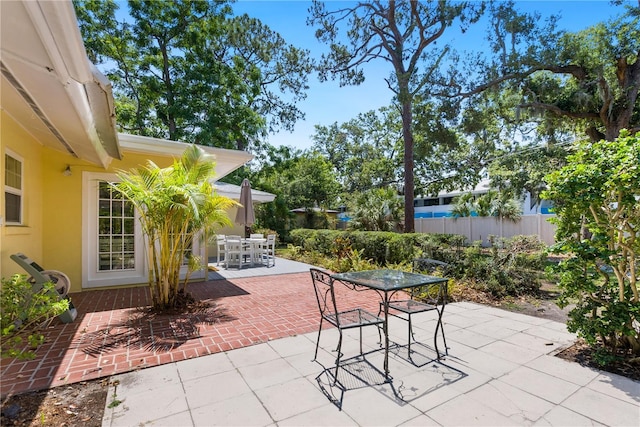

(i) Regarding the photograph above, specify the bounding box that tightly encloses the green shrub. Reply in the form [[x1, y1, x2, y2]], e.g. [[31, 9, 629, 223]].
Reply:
[[542, 131, 640, 356], [1, 274, 70, 359], [287, 228, 546, 297], [251, 228, 279, 244]]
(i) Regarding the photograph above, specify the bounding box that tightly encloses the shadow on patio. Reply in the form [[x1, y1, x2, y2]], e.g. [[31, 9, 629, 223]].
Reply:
[[1, 271, 331, 398]]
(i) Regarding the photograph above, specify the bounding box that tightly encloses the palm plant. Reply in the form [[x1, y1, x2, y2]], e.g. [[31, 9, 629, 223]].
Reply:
[[451, 192, 475, 217], [452, 190, 522, 222], [111, 146, 236, 309], [489, 192, 522, 222], [350, 188, 403, 231]]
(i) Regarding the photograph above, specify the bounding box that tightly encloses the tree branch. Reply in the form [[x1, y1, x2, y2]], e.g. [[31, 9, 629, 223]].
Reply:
[[519, 102, 601, 120], [456, 64, 588, 98]]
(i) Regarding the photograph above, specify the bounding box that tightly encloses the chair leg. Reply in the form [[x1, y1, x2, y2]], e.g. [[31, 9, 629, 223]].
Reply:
[[440, 319, 448, 356], [407, 314, 413, 356], [313, 318, 324, 361], [377, 304, 384, 346], [334, 330, 343, 384], [434, 310, 448, 359]]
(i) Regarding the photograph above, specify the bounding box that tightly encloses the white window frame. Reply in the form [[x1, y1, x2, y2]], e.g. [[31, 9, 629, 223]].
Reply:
[[82, 172, 146, 288], [4, 150, 23, 225]]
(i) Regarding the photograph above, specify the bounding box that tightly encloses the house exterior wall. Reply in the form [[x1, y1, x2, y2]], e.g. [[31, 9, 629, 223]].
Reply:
[[414, 178, 554, 218], [39, 148, 182, 292], [1, 111, 45, 280], [1, 120, 220, 292]]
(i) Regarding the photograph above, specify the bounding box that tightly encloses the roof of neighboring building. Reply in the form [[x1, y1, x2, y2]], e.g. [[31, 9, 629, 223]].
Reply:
[[291, 207, 339, 213], [214, 181, 276, 203], [416, 179, 492, 199]]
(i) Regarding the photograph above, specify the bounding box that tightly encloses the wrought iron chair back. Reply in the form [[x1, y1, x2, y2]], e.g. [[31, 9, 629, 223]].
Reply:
[[310, 268, 341, 327], [309, 268, 385, 381]]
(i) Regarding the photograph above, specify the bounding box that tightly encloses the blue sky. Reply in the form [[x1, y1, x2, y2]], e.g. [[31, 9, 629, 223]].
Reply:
[[232, 0, 629, 150]]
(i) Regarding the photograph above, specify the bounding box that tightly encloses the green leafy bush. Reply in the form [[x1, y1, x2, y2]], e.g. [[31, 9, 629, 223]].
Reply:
[[542, 131, 640, 356], [288, 229, 546, 297], [1, 274, 70, 359]]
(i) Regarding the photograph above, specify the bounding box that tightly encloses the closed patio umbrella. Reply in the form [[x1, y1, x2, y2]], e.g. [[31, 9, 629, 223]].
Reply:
[[235, 178, 255, 237]]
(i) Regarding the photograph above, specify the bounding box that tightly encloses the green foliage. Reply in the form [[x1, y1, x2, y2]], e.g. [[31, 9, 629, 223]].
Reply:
[[290, 229, 420, 265], [286, 154, 342, 209], [248, 149, 341, 236], [459, 236, 546, 297], [325, 247, 378, 274], [250, 228, 279, 244], [111, 146, 235, 309], [288, 229, 545, 297], [348, 188, 403, 232], [470, 2, 638, 142], [1, 275, 70, 359], [254, 198, 293, 242], [542, 130, 640, 355], [312, 107, 403, 193], [74, 0, 313, 150]]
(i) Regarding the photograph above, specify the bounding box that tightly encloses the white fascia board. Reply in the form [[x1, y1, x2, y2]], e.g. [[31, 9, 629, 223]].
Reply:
[[213, 181, 276, 203], [21, 0, 119, 167], [117, 133, 253, 180]]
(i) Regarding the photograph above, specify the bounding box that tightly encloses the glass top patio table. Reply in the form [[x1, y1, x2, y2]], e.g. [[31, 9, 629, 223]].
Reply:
[[331, 269, 448, 379], [331, 269, 447, 291]]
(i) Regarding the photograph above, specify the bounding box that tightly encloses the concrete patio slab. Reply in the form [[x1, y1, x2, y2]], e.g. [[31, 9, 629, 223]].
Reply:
[[101, 302, 640, 427]]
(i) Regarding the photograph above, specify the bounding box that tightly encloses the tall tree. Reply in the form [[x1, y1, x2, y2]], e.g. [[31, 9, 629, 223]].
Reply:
[[312, 107, 402, 193], [74, 0, 313, 150], [286, 153, 342, 209], [455, 1, 640, 142], [309, 0, 484, 232]]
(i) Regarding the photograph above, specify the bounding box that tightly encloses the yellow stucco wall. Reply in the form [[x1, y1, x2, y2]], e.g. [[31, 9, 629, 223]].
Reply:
[[40, 149, 182, 292], [1, 111, 45, 281], [1, 111, 220, 292]]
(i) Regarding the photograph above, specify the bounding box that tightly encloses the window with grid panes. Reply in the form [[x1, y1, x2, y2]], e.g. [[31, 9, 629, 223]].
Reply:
[[4, 153, 22, 224], [97, 182, 136, 271]]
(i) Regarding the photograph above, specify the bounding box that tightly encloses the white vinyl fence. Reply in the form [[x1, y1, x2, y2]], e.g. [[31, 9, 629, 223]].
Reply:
[[415, 214, 557, 246]]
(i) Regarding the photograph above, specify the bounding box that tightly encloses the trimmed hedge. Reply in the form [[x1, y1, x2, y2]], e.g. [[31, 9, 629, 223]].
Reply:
[[289, 229, 460, 265], [289, 229, 547, 297]]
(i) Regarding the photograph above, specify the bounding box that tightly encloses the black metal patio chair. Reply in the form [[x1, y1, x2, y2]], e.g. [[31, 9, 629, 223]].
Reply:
[[310, 268, 385, 380], [382, 258, 449, 360]]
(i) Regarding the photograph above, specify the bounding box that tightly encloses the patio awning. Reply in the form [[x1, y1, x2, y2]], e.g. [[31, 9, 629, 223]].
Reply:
[[118, 133, 254, 180]]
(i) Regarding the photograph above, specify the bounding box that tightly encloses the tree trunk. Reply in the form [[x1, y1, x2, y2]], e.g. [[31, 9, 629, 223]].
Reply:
[[401, 91, 415, 233], [160, 41, 177, 140]]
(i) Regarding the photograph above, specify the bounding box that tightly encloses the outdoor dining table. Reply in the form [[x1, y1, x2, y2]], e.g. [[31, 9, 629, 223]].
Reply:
[[330, 269, 448, 379], [224, 237, 266, 268]]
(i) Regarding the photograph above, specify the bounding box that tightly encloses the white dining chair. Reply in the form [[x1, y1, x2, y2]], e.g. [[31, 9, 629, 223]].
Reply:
[[259, 234, 276, 267], [225, 235, 250, 269], [215, 235, 226, 266]]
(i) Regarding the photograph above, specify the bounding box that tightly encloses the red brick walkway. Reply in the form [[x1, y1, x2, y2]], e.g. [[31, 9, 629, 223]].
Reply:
[[0, 272, 383, 398]]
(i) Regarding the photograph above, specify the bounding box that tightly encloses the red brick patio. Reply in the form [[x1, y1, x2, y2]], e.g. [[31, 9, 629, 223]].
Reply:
[[0, 272, 382, 398]]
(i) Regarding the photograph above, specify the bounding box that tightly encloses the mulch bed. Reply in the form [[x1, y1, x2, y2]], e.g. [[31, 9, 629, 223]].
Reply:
[[556, 339, 640, 382]]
